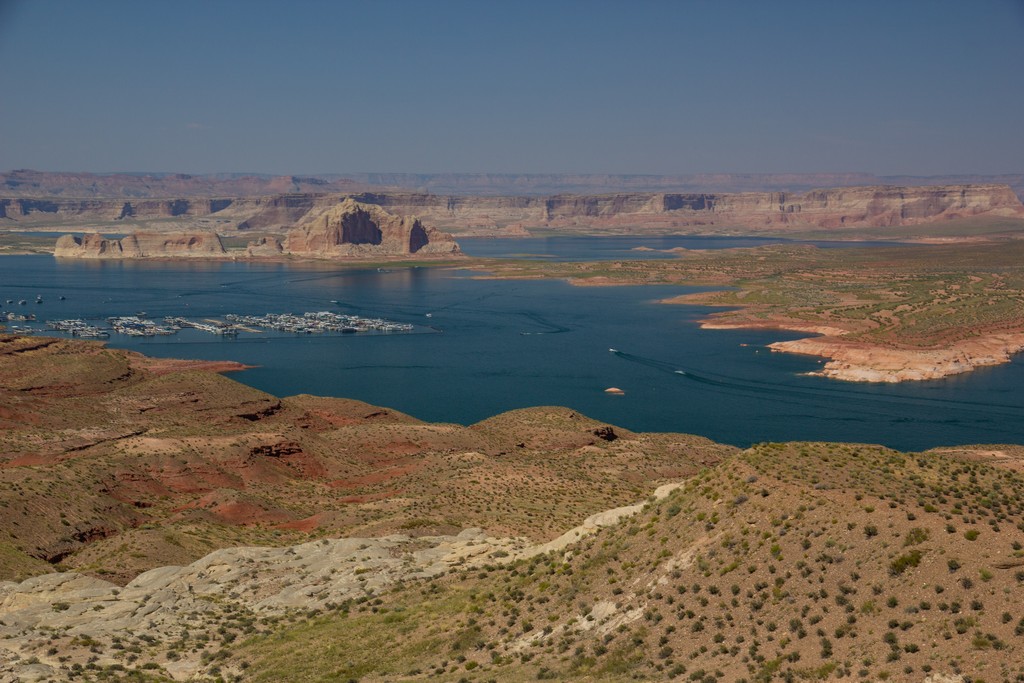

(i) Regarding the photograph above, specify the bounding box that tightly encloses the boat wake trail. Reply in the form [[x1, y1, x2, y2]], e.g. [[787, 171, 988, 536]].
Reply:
[[608, 349, 1024, 425], [518, 311, 571, 335]]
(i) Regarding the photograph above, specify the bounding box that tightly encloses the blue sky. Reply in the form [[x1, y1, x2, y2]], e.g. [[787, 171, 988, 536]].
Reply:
[[1, 0, 1022, 175]]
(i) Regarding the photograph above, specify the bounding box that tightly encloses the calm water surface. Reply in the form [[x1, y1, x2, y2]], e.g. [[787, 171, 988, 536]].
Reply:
[[3, 247, 1023, 450], [460, 235, 909, 260]]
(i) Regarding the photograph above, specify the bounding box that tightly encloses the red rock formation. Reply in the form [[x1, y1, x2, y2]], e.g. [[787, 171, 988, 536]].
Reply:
[[285, 199, 461, 257], [54, 232, 226, 258], [15, 184, 1024, 237], [349, 184, 1024, 232], [53, 233, 125, 257]]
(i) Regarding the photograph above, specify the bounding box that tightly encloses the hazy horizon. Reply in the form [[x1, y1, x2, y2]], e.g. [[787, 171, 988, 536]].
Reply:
[[2, 0, 1023, 176], [6, 169, 1024, 179]]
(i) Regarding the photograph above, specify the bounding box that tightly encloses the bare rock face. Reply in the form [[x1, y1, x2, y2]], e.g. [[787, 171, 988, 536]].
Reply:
[[235, 193, 327, 231], [53, 233, 125, 257], [54, 232, 226, 258], [245, 235, 284, 257], [348, 184, 1024, 232], [0, 169, 365, 198], [13, 183, 1024, 237], [285, 199, 461, 258]]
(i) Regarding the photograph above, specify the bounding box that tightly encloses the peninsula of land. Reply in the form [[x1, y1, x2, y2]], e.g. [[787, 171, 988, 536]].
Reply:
[[476, 240, 1024, 383]]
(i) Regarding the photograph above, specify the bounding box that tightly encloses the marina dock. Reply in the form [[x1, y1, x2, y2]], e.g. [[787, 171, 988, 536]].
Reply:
[[18, 310, 416, 340]]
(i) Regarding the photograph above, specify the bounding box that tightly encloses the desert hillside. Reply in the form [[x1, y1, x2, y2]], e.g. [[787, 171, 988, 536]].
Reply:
[[0, 334, 727, 585], [1, 336, 1024, 681]]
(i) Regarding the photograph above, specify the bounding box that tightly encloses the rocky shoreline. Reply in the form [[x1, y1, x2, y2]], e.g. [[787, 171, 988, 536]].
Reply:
[[697, 317, 1024, 383], [767, 332, 1024, 383]]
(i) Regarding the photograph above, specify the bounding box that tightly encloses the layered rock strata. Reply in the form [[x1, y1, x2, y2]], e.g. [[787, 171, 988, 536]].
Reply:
[[0, 169, 364, 198], [0, 483, 682, 680], [54, 232, 226, 258], [352, 184, 1024, 231], [7, 184, 1024, 235], [285, 198, 461, 257], [54, 202, 461, 259]]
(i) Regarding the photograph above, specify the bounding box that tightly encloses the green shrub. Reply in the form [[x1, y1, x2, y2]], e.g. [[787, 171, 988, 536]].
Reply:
[[889, 550, 923, 576]]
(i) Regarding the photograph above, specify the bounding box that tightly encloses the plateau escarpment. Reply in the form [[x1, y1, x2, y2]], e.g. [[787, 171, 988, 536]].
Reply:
[[6, 168, 1024, 199], [0, 169, 366, 198], [6, 183, 1024, 239], [353, 184, 1024, 234]]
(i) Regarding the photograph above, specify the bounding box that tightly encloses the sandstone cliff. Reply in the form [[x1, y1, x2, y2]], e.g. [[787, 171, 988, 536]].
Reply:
[[347, 184, 1024, 232], [285, 199, 461, 257], [11, 184, 1024, 237], [54, 232, 226, 258], [52, 203, 461, 260]]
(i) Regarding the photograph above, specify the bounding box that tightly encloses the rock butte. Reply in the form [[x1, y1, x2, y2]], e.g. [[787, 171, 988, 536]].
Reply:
[[52, 200, 462, 260], [283, 198, 461, 257], [54, 232, 227, 258]]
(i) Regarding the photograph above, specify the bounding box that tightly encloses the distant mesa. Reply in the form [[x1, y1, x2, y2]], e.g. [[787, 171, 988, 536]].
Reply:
[[0, 168, 366, 198], [54, 231, 226, 259], [604, 387, 625, 395], [8, 167, 1023, 244], [7, 176, 1023, 238]]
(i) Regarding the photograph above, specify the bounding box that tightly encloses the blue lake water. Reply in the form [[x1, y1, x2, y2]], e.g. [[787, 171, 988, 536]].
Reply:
[[3, 248, 1023, 451], [459, 235, 909, 260]]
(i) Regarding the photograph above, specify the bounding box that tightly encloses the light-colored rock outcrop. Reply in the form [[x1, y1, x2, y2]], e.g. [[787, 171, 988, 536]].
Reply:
[[53, 232, 125, 257], [515, 482, 681, 560], [769, 333, 1024, 382], [54, 231, 226, 258], [0, 481, 674, 680]]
